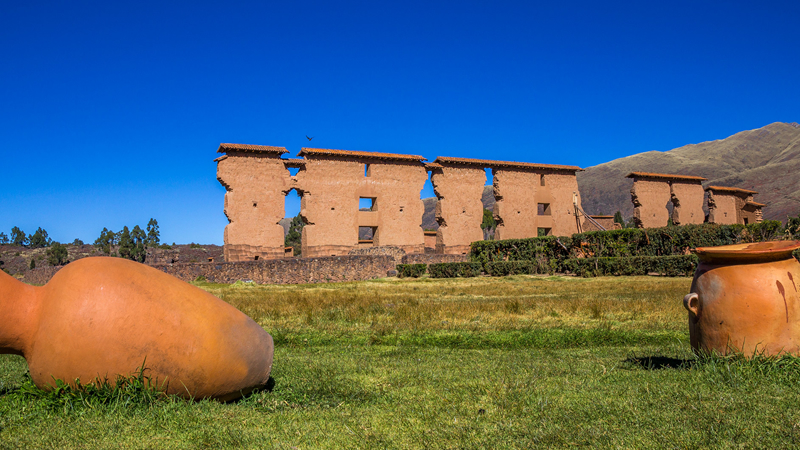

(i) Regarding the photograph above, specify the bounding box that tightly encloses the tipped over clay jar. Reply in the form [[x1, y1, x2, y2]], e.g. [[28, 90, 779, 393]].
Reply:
[[0, 257, 273, 401], [684, 240, 800, 356]]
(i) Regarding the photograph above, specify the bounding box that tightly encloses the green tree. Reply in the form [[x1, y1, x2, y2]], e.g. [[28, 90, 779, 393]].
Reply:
[[481, 208, 496, 230], [787, 213, 800, 239], [93, 227, 117, 255], [118, 226, 133, 260], [28, 227, 51, 249], [11, 226, 27, 247], [146, 218, 160, 247], [613, 211, 624, 226], [481, 208, 496, 240], [131, 225, 147, 263], [46, 242, 69, 266], [284, 214, 304, 256], [72, 238, 84, 246], [0, 232, 8, 244], [29, 259, 36, 270]]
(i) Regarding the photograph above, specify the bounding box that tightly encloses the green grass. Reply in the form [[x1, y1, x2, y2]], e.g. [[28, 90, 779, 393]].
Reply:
[[2, 275, 800, 448]]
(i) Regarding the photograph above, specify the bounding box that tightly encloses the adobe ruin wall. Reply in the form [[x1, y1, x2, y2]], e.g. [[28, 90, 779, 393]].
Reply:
[[706, 186, 762, 225], [628, 173, 707, 228], [217, 145, 766, 262]]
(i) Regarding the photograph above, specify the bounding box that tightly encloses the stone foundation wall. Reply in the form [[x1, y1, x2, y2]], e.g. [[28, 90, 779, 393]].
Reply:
[[151, 255, 396, 285], [348, 246, 407, 265]]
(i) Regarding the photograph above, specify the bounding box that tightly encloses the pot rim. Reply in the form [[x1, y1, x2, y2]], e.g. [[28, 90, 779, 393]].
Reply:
[[693, 240, 800, 263]]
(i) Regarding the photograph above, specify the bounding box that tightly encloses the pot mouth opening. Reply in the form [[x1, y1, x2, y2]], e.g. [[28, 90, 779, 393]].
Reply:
[[693, 240, 800, 263]]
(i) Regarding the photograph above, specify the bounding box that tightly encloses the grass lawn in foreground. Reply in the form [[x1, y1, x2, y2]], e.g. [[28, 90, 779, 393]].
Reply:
[[2, 275, 800, 449]]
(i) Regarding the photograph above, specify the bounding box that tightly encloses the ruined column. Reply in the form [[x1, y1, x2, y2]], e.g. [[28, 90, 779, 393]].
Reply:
[[492, 168, 538, 240], [429, 159, 486, 254], [668, 176, 707, 225], [216, 144, 293, 262], [627, 172, 680, 228]]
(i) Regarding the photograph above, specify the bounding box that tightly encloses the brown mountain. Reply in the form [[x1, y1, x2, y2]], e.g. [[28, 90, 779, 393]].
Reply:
[[577, 122, 800, 222]]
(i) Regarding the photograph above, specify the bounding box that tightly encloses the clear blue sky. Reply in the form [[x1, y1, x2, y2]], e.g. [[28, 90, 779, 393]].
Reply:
[[2, 1, 798, 245]]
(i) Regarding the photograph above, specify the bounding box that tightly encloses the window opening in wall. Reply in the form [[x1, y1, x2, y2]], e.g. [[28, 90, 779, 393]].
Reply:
[[482, 167, 497, 241], [254, 255, 259, 260], [283, 188, 303, 257], [287, 167, 300, 176], [540, 174, 546, 186], [365, 164, 371, 177], [359, 197, 376, 211], [744, 218, 749, 225], [538, 227, 552, 236], [358, 226, 377, 245], [537, 203, 551, 216]]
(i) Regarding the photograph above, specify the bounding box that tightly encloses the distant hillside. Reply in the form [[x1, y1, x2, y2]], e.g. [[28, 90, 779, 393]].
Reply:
[[577, 122, 800, 221]]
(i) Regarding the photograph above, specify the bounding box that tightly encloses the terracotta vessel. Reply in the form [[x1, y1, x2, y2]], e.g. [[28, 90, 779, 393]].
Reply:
[[684, 240, 800, 356], [0, 257, 273, 401]]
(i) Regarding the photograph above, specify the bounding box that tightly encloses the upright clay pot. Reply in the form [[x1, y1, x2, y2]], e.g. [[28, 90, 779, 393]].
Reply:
[[684, 240, 800, 356], [0, 257, 273, 401]]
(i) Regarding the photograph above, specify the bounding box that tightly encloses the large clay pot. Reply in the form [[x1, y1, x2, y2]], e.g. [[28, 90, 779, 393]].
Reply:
[[684, 240, 800, 356], [0, 257, 273, 401]]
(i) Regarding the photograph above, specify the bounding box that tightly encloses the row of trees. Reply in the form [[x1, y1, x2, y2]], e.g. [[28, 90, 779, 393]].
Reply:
[[0, 219, 161, 269], [0, 227, 56, 248], [93, 219, 161, 263]]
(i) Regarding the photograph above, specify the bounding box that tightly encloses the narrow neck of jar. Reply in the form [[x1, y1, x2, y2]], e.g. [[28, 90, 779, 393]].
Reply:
[[0, 270, 39, 356]]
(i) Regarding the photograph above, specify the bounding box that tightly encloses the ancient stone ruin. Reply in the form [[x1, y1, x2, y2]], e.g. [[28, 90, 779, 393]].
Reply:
[[627, 172, 763, 228], [429, 157, 584, 254], [706, 186, 764, 225], [216, 144, 585, 261]]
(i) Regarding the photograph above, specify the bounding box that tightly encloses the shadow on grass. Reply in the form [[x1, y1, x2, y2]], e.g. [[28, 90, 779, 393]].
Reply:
[[624, 355, 695, 370]]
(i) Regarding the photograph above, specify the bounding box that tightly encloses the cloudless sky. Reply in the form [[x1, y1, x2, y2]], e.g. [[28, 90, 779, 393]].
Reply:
[[1, 1, 798, 245]]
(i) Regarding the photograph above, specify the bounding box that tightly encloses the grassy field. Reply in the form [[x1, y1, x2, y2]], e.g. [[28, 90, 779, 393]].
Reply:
[[2, 275, 800, 448]]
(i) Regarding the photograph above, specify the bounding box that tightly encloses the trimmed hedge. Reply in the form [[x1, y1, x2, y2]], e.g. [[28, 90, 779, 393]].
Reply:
[[563, 255, 699, 278], [428, 262, 482, 278], [471, 222, 786, 268], [397, 263, 427, 278], [485, 260, 535, 277]]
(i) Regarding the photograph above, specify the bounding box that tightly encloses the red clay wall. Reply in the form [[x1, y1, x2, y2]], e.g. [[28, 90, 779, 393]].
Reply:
[[493, 169, 538, 240], [430, 166, 486, 254], [296, 157, 427, 257], [544, 172, 583, 236], [669, 181, 705, 225], [707, 192, 740, 225], [217, 153, 292, 262], [631, 179, 672, 228]]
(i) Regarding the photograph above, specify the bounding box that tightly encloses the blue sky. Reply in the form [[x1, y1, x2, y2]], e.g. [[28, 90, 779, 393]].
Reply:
[[1, 1, 798, 245]]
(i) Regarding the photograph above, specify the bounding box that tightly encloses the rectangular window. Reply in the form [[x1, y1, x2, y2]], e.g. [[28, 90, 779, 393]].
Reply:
[[358, 226, 376, 244], [537, 203, 551, 216], [540, 174, 546, 186], [365, 164, 371, 177], [359, 197, 376, 211], [537, 228, 552, 237]]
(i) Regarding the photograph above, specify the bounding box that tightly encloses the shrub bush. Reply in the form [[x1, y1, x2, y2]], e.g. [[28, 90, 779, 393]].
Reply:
[[471, 222, 786, 270], [563, 255, 698, 278], [428, 262, 482, 278], [485, 261, 534, 276], [397, 264, 427, 278]]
